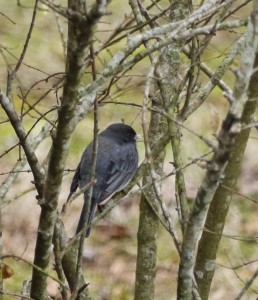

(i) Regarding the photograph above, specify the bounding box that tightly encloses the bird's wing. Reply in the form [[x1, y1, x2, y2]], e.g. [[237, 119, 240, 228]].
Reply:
[[98, 143, 138, 202], [67, 164, 81, 201]]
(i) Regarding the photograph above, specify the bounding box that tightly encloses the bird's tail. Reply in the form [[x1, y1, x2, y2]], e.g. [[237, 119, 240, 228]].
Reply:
[[76, 200, 97, 238]]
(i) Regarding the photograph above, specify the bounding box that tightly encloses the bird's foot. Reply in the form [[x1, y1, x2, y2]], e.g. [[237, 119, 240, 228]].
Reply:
[[97, 204, 105, 213]]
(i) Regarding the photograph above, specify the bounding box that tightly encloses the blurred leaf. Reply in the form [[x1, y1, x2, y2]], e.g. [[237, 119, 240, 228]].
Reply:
[[2, 263, 14, 279]]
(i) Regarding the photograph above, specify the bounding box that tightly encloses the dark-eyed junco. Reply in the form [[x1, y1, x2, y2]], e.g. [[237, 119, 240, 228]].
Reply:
[[68, 123, 139, 237]]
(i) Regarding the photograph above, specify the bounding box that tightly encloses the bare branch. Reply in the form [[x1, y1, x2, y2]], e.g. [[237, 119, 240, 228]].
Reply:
[[177, 6, 258, 298], [31, 1, 108, 297], [78, 18, 247, 105], [0, 92, 45, 197], [1, 254, 67, 288], [235, 267, 258, 299], [7, 0, 39, 95]]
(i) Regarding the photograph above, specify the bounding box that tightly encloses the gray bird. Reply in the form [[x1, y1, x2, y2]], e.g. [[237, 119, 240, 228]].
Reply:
[[68, 123, 139, 237]]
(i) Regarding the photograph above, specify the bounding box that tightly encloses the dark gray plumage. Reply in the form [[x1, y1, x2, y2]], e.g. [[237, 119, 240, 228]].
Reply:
[[68, 123, 139, 237]]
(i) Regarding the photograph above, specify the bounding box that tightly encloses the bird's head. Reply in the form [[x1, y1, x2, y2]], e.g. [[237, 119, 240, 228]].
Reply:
[[103, 123, 139, 143]]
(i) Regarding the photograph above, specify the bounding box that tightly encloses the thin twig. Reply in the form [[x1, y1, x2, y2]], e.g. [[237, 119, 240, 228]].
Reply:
[[7, 0, 39, 95], [1, 255, 67, 288]]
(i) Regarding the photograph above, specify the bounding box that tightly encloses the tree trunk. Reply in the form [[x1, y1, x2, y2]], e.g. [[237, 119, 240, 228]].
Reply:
[[134, 110, 166, 300], [195, 53, 258, 300]]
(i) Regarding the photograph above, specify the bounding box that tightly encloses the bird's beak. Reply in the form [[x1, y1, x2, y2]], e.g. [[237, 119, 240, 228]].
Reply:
[[135, 134, 143, 142]]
